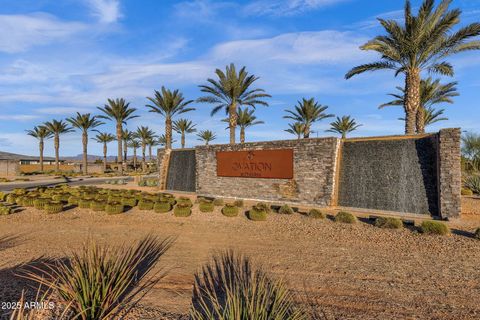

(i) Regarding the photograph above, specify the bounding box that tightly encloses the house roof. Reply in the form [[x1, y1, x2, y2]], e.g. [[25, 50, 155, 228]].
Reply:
[[0, 151, 56, 161]]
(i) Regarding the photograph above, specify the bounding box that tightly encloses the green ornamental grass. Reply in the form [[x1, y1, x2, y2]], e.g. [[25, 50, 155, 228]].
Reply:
[[221, 204, 238, 217], [420, 220, 450, 235], [307, 209, 325, 219], [279, 205, 294, 215], [248, 205, 267, 221], [375, 217, 403, 229], [335, 211, 357, 224]]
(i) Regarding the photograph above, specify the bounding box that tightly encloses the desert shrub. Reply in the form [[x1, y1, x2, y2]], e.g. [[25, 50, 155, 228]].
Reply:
[[177, 197, 193, 207], [199, 200, 215, 213], [420, 220, 450, 235], [190, 251, 306, 319], [255, 202, 271, 213], [45, 201, 63, 214], [13, 188, 27, 195], [21, 196, 36, 207], [335, 211, 357, 224], [174, 203, 192, 217], [154, 201, 172, 213], [5, 194, 18, 205], [308, 209, 325, 219], [68, 196, 80, 206], [121, 197, 137, 207], [375, 217, 403, 229], [475, 228, 480, 240], [248, 205, 267, 221], [0, 205, 12, 215], [78, 199, 92, 209], [90, 200, 106, 212], [34, 198, 49, 210], [279, 205, 294, 215], [461, 188, 474, 196], [105, 202, 124, 215], [138, 199, 154, 211], [213, 198, 224, 206], [222, 204, 239, 217], [108, 196, 123, 203], [0, 192, 6, 201], [234, 199, 244, 208], [465, 175, 480, 194], [23, 235, 173, 320]]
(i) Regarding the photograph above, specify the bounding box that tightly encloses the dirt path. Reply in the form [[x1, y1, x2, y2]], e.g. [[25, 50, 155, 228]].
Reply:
[[0, 204, 479, 319]]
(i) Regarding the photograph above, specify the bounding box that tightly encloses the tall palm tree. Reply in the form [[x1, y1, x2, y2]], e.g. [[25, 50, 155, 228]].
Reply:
[[173, 119, 197, 149], [66, 113, 104, 175], [121, 129, 134, 163], [283, 98, 333, 138], [94, 132, 115, 172], [235, 108, 264, 144], [128, 139, 140, 171], [197, 63, 271, 144], [146, 87, 195, 150], [326, 116, 362, 139], [146, 136, 159, 162], [26, 126, 53, 172], [345, 0, 480, 135], [399, 107, 448, 129], [97, 98, 138, 172], [380, 78, 458, 133], [135, 126, 155, 172], [284, 122, 305, 140], [44, 120, 73, 172], [197, 130, 217, 146]]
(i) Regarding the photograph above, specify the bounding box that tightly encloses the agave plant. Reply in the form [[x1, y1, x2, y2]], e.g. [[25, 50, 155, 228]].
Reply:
[[326, 116, 362, 139]]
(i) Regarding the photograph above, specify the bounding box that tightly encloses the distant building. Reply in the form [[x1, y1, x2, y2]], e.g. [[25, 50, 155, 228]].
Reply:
[[0, 151, 60, 165]]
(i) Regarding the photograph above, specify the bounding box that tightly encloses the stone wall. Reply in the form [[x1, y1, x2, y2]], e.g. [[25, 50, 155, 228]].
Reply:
[[195, 138, 340, 205], [0, 160, 19, 177]]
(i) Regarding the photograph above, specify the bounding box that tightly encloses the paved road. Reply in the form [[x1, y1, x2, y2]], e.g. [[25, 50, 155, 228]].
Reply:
[[0, 176, 133, 192]]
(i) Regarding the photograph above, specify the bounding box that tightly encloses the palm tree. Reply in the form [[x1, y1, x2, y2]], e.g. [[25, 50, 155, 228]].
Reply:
[[97, 98, 138, 172], [326, 116, 362, 139], [146, 136, 159, 162], [135, 126, 155, 172], [121, 129, 134, 164], [235, 108, 264, 144], [197, 63, 271, 144], [128, 139, 140, 171], [173, 119, 197, 149], [398, 106, 449, 130], [44, 120, 73, 172], [345, 0, 480, 135], [66, 113, 104, 175], [146, 87, 195, 150], [94, 132, 115, 172], [284, 122, 305, 140], [26, 126, 53, 172], [380, 78, 458, 133], [197, 130, 217, 146], [284, 98, 333, 138]]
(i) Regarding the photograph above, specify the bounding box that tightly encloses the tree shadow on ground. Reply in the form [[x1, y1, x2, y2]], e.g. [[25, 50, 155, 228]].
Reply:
[[451, 228, 477, 239]]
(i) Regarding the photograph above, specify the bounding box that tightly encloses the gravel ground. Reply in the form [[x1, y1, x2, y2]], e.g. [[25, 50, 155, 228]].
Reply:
[[0, 195, 479, 320]]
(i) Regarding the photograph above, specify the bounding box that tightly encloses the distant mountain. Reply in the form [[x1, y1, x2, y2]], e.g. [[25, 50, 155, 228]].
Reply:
[[62, 154, 117, 162]]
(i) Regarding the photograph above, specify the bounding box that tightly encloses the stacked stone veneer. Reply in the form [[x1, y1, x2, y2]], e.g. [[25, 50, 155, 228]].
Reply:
[[195, 138, 341, 206]]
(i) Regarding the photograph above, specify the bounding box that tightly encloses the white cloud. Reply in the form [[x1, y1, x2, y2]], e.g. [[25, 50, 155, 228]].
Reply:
[[0, 13, 86, 53], [86, 0, 122, 23], [244, 0, 349, 16], [0, 115, 40, 121]]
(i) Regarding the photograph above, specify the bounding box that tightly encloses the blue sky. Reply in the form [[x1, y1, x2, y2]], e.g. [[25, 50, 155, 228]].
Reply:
[[0, 0, 479, 156]]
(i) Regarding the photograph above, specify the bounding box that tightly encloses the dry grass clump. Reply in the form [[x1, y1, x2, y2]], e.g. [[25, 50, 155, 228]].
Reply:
[[375, 217, 403, 229], [105, 202, 124, 215], [174, 203, 192, 217], [221, 204, 238, 217], [307, 209, 325, 219], [213, 198, 224, 206], [420, 220, 450, 235], [234, 199, 244, 208], [0, 204, 12, 215], [138, 199, 154, 211], [199, 200, 215, 213], [279, 204, 294, 215], [248, 205, 268, 221], [335, 211, 357, 224], [44, 201, 63, 214]]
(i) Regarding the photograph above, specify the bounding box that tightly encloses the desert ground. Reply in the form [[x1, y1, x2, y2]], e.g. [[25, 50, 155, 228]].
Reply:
[[0, 186, 479, 320]]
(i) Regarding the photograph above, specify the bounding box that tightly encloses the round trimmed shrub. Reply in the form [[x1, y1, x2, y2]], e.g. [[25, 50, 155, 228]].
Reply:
[[90, 200, 106, 212], [475, 228, 480, 240], [461, 188, 474, 196], [279, 204, 294, 215], [335, 211, 357, 224], [108, 196, 123, 203], [6, 194, 18, 205], [78, 199, 93, 209], [177, 197, 193, 207], [213, 198, 224, 206], [105, 202, 124, 215], [45, 201, 63, 214], [248, 205, 267, 221], [34, 198, 49, 210], [221, 204, 238, 217], [255, 202, 271, 213], [0, 192, 6, 201], [122, 197, 138, 207], [21, 196, 36, 207], [68, 196, 80, 206], [0, 205, 12, 215], [420, 220, 450, 235], [234, 199, 244, 208], [174, 203, 192, 217], [13, 188, 27, 196], [138, 199, 154, 211], [308, 209, 325, 219], [199, 200, 214, 213], [154, 201, 172, 213], [375, 217, 403, 229]]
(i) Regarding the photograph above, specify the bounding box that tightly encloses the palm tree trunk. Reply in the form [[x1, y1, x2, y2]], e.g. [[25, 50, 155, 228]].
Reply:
[[123, 139, 128, 162], [39, 139, 44, 172], [416, 107, 425, 134], [304, 125, 311, 139], [82, 131, 88, 175], [149, 145, 152, 161], [133, 148, 137, 171], [54, 134, 60, 172], [142, 143, 146, 172], [342, 132, 346, 139], [116, 122, 123, 173], [205, 140, 209, 146], [404, 70, 420, 135], [240, 127, 245, 144], [181, 133, 185, 149], [103, 142, 107, 172], [228, 102, 237, 144], [166, 117, 172, 150]]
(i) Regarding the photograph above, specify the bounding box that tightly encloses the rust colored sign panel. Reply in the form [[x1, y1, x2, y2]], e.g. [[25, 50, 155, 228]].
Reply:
[[216, 149, 294, 179]]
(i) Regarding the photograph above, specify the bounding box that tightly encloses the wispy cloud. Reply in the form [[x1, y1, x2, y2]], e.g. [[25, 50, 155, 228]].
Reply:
[[86, 0, 122, 23], [0, 115, 40, 121], [244, 0, 350, 16]]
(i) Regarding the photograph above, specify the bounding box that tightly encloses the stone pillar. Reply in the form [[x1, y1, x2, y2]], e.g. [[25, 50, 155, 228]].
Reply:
[[438, 128, 462, 219], [157, 148, 170, 190]]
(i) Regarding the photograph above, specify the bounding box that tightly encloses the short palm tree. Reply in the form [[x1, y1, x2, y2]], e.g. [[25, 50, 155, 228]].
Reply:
[[121, 129, 134, 163], [197, 63, 271, 144], [173, 119, 197, 149], [66, 113, 104, 175], [128, 139, 140, 170], [146, 136, 159, 162], [26, 126, 53, 172], [44, 120, 74, 172], [146, 87, 195, 150], [380, 78, 458, 133], [197, 130, 217, 146], [326, 116, 362, 139], [135, 126, 155, 172], [235, 108, 264, 144], [284, 98, 333, 138], [345, 0, 480, 135], [94, 132, 116, 172], [97, 98, 138, 172], [284, 122, 305, 140]]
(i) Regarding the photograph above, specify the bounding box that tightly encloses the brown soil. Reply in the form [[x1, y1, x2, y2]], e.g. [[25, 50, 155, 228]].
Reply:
[[0, 194, 479, 319]]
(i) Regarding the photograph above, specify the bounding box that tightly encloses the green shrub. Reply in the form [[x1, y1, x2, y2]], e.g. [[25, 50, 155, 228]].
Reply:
[[5, 194, 18, 205], [108, 196, 123, 203], [375, 217, 403, 229], [68, 196, 80, 206], [461, 188, 474, 196], [0, 192, 6, 201], [105, 202, 124, 215], [21, 196, 36, 207], [420, 220, 450, 235], [213, 198, 224, 206], [278, 205, 294, 215], [199, 200, 215, 213], [0, 205, 12, 215], [138, 200, 154, 211], [78, 199, 92, 209], [308, 209, 325, 219], [255, 202, 272, 214], [90, 200, 106, 212], [234, 199, 244, 208], [122, 197, 137, 207], [335, 211, 357, 224], [33, 198, 49, 210], [13, 188, 27, 195], [465, 175, 480, 194], [475, 228, 480, 240], [154, 201, 172, 213], [248, 205, 267, 221], [174, 203, 192, 217], [222, 204, 238, 217], [45, 201, 63, 214], [177, 197, 193, 207]]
